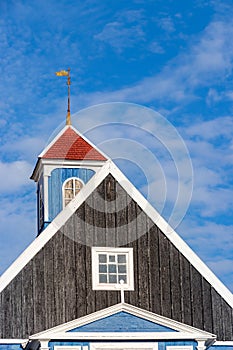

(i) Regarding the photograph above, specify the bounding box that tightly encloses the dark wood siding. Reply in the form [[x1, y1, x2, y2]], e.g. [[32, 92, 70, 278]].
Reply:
[[0, 174, 232, 339]]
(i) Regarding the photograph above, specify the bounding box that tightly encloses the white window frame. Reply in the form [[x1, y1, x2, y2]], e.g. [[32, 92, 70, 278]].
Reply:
[[62, 177, 84, 208], [39, 183, 43, 229], [167, 346, 193, 350], [90, 342, 157, 350], [92, 247, 134, 291]]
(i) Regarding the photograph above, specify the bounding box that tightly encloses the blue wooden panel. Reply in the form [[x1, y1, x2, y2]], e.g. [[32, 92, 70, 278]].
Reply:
[[48, 168, 95, 221], [158, 340, 196, 350], [68, 311, 177, 333], [0, 345, 22, 350]]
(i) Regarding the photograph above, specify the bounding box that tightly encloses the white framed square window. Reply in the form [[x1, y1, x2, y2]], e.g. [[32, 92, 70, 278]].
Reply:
[[92, 247, 134, 290]]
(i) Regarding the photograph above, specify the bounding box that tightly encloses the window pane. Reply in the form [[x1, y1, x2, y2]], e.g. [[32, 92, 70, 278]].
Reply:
[[65, 188, 73, 199], [117, 254, 126, 263], [99, 254, 107, 263], [99, 274, 107, 283], [118, 275, 127, 283], [99, 264, 107, 273], [109, 274, 117, 283], [118, 265, 126, 273], [75, 179, 83, 194], [108, 264, 116, 273], [65, 179, 73, 189], [109, 255, 115, 262]]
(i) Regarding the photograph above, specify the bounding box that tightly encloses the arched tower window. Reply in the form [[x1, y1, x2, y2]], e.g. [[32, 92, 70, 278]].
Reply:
[[63, 177, 84, 207]]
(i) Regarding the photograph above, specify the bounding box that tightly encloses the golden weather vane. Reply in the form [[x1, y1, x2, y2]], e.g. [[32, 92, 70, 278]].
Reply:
[[55, 68, 71, 125]]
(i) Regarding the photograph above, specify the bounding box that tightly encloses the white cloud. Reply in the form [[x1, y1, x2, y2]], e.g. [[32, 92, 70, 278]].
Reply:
[[158, 17, 175, 33], [0, 161, 33, 193], [185, 116, 233, 141], [78, 19, 233, 108], [0, 193, 36, 274], [94, 21, 145, 52], [1, 136, 45, 162]]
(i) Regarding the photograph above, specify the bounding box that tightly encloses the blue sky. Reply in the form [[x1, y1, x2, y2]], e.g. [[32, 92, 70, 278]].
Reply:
[[0, 0, 233, 293]]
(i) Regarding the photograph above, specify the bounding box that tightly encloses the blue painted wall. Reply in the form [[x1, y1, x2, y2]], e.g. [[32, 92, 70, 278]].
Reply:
[[48, 168, 95, 222], [68, 311, 177, 333], [0, 344, 22, 350]]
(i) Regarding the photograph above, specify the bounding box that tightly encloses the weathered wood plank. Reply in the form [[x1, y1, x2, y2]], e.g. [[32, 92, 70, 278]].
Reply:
[[11, 272, 22, 338], [83, 194, 96, 315], [222, 299, 233, 340], [212, 288, 223, 338], [105, 175, 116, 247], [137, 210, 150, 311], [159, 232, 172, 318], [190, 265, 203, 329], [63, 215, 78, 323], [94, 179, 107, 247], [75, 241, 87, 317], [170, 244, 182, 322], [53, 230, 65, 326], [2, 283, 12, 338], [126, 198, 139, 307], [148, 222, 161, 315], [44, 238, 55, 330], [115, 181, 128, 247], [33, 248, 46, 333], [21, 260, 34, 337], [202, 278, 213, 334], [180, 255, 192, 325]]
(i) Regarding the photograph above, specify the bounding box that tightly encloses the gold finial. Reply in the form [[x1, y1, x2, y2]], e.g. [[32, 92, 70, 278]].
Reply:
[[55, 68, 71, 125]]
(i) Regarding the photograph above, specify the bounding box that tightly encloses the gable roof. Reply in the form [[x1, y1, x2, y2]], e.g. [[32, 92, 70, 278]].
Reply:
[[30, 303, 216, 341], [0, 160, 233, 308], [39, 125, 107, 161]]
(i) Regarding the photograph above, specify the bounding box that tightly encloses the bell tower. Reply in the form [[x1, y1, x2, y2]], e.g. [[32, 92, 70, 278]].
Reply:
[[30, 70, 108, 234]]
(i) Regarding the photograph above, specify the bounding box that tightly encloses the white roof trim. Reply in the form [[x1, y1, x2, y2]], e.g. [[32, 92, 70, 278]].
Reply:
[[0, 160, 233, 308], [38, 124, 109, 160], [31, 333, 213, 341], [213, 341, 233, 346], [30, 302, 215, 340]]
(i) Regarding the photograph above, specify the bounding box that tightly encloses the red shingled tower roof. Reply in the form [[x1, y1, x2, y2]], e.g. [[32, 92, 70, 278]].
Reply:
[[42, 126, 107, 161]]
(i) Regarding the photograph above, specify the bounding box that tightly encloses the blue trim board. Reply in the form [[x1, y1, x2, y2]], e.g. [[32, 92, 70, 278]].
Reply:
[[68, 311, 177, 333]]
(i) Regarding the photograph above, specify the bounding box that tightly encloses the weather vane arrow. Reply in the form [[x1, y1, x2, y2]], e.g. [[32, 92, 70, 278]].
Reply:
[[55, 68, 71, 125]]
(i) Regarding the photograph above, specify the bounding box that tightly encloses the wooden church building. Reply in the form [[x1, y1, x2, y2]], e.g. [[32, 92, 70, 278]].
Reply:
[[0, 109, 233, 350]]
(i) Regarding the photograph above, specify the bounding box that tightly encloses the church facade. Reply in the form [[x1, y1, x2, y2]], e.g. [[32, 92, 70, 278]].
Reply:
[[0, 122, 232, 350]]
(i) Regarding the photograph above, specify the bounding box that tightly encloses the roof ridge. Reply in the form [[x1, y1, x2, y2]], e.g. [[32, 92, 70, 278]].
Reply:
[[38, 124, 109, 161]]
